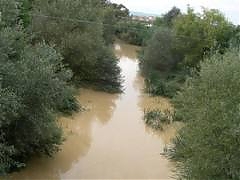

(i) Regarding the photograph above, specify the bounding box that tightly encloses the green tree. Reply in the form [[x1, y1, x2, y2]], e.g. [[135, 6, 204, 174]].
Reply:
[[116, 20, 151, 46], [0, 27, 79, 173], [31, 0, 122, 92], [153, 7, 181, 27], [173, 7, 234, 68], [0, 0, 19, 27], [140, 28, 182, 73], [139, 28, 185, 97], [163, 6, 181, 26], [168, 47, 240, 179], [0, 0, 78, 174], [102, 2, 129, 44], [18, 0, 34, 27], [141, 6, 235, 97]]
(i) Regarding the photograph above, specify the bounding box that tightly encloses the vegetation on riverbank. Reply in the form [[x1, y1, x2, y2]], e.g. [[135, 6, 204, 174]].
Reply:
[[0, 8, 78, 174], [1, 0, 240, 178], [0, 0, 125, 174], [144, 109, 172, 130], [140, 7, 236, 98], [116, 21, 152, 46], [167, 47, 240, 179], [137, 5, 240, 180], [31, 0, 123, 93]]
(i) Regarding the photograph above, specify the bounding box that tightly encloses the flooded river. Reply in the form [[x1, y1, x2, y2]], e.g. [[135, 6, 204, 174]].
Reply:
[[11, 40, 180, 179]]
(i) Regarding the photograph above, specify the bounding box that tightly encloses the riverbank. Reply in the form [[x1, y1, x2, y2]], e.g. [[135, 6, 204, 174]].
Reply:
[[10, 41, 179, 179]]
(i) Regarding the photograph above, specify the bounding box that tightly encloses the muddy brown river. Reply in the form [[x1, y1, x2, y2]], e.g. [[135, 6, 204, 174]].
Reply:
[[10, 40, 180, 179]]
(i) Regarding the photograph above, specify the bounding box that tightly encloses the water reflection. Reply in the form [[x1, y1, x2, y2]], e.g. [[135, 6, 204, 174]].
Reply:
[[10, 89, 119, 179], [76, 89, 119, 125], [144, 122, 183, 146], [114, 39, 140, 60]]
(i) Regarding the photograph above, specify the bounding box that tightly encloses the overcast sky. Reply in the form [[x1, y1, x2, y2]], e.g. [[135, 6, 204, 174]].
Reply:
[[110, 0, 240, 25]]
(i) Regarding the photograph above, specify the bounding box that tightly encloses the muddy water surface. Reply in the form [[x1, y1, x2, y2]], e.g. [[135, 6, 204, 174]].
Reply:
[[11, 40, 180, 179]]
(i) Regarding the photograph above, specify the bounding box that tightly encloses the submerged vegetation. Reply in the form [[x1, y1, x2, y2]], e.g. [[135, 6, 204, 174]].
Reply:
[[144, 109, 172, 130]]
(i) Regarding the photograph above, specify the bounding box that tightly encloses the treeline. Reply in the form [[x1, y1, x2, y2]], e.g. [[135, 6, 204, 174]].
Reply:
[[101, 3, 152, 46], [138, 6, 240, 179], [115, 20, 152, 46], [0, 0, 124, 174], [140, 6, 238, 97]]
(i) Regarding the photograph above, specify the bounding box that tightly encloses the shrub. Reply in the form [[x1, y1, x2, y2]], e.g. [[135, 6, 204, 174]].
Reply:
[[144, 109, 172, 130], [0, 27, 78, 174], [31, 0, 122, 92], [167, 47, 240, 179]]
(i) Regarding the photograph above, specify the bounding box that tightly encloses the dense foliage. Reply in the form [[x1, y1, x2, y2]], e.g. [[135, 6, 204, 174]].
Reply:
[[101, 1, 130, 44], [0, 0, 124, 175], [144, 109, 172, 130], [140, 7, 236, 97], [104, 3, 153, 46], [0, 0, 79, 174], [138, 5, 240, 180], [154, 7, 181, 27], [31, 0, 122, 92], [116, 20, 152, 46], [1, 0, 239, 178], [167, 48, 240, 179], [173, 8, 234, 68]]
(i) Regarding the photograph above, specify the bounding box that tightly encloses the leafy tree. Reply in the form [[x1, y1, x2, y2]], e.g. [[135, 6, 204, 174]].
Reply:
[[168, 47, 240, 179], [163, 6, 181, 26], [102, 2, 129, 44], [140, 28, 182, 73], [111, 3, 129, 18], [0, 0, 78, 174], [231, 25, 240, 46], [153, 17, 164, 27], [153, 7, 181, 27], [139, 28, 185, 97], [111, 2, 152, 46], [0, 27, 79, 173], [18, 0, 34, 27], [141, 6, 235, 97], [116, 20, 152, 46], [173, 7, 234, 68], [0, 88, 21, 174], [31, 0, 122, 92], [0, 0, 20, 27]]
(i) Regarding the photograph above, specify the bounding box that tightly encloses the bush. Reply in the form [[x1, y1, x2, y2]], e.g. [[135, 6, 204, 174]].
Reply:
[[144, 109, 172, 130], [143, 67, 188, 98], [140, 28, 182, 74], [0, 27, 78, 174], [139, 27, 185, 98], [140, 7, 235, 98], [167, 48, 240, 179], [31, 0, 122, 92]]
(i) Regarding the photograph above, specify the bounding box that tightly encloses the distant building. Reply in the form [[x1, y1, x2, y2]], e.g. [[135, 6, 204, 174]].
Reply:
[[131, 15, 156, 24]]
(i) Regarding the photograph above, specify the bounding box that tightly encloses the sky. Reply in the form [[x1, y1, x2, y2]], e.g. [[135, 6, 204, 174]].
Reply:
[[110, 0, 240, 25]]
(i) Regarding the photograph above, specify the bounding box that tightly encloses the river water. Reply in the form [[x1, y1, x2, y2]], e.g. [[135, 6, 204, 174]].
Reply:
[[10, 40, 180, 179]]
